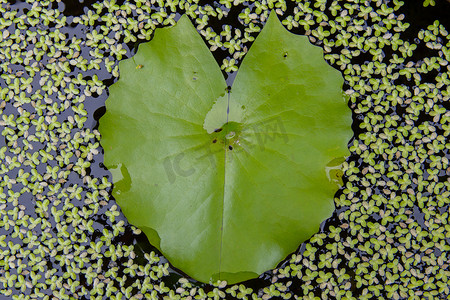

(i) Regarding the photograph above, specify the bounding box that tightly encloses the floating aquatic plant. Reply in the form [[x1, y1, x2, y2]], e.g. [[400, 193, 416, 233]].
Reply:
[[0, 0, 449, 299], [99, 12, 351, 284]]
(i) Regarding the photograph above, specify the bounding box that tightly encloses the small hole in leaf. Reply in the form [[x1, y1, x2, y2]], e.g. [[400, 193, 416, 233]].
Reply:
[[283, 51, 288, 58], [212, 139, 217, 143], [214, 128, 222, 132]]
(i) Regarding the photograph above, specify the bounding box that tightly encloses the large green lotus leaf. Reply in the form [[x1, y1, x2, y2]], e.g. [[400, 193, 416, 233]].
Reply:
[[99, 12, 352, 284]]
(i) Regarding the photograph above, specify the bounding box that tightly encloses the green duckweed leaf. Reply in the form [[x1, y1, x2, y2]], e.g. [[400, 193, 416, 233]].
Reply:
[[99, 12, 352, 284]]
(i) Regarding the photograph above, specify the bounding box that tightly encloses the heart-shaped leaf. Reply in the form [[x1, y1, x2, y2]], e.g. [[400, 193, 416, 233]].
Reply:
[[99, 12, 352, 284]]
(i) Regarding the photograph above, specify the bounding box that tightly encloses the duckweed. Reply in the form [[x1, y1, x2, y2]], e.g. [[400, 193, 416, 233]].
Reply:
[[0, 0, 449, 299]]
